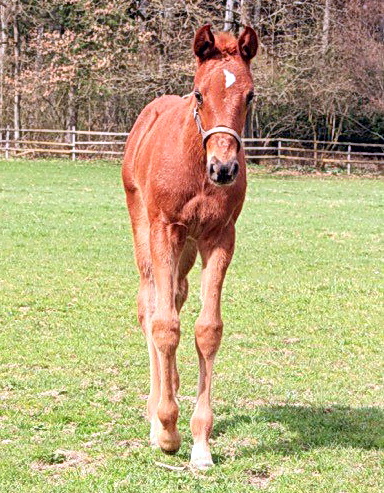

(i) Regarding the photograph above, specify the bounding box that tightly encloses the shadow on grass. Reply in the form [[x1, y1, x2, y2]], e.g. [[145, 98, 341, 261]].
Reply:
[[213, 405, 384, 458]]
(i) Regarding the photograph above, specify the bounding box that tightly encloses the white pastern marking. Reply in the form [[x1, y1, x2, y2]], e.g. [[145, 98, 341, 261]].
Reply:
[[223, 69, 236, 89], [190, 443, 213, 470]]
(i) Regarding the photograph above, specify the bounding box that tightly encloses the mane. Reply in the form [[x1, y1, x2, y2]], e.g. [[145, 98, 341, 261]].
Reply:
[[213, 32, 238, 57]]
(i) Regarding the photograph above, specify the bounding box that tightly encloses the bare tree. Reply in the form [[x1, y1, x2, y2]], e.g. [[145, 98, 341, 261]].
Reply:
[[0, 1, 8, 129], [0, 0, 381, 142], [224, 0, 234, 31], [12, 0, 20, 140], [321, 0, 331, 55]]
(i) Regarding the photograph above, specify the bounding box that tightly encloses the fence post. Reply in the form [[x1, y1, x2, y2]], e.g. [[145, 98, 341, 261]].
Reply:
[[277, 139, 281, 167], [313, 139, 318, 168], [5, 125, 10, 159], [71, 125, 76, 161], [347, 144, 351, 175]]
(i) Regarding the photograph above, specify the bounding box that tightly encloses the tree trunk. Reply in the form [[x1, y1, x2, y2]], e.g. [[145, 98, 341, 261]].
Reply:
[[240, 0, 258, 138], [0, 3, 7, 129], [243, 106, 254, 138], [35, 25, 43, 72], [224, 0, 234, 31], [13, 0, 21, 141], [66, 84, 77, 140], [253, 0, 261, 27], [240, 0, 252, 27], [321, 0, 331, 55]]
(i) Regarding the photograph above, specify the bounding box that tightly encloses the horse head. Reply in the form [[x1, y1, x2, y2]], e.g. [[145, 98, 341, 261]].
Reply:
[[193, 24, 258, 186]]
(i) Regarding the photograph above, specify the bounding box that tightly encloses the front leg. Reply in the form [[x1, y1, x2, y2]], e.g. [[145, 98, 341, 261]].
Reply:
[[150, 220, 186, 453], [190, 222, 235, 469]]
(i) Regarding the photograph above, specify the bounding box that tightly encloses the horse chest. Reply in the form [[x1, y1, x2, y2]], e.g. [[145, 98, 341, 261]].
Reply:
[[180, 192, 236, 236]]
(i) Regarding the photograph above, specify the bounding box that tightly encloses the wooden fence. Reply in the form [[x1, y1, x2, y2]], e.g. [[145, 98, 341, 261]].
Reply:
[[1, 126, 383, 173]]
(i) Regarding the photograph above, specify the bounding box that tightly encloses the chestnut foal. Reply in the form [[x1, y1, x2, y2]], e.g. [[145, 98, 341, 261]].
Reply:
[[122, 25, 257, 469]]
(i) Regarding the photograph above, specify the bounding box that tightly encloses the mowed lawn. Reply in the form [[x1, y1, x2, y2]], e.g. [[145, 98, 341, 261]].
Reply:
[[0, 159, 383, 492]]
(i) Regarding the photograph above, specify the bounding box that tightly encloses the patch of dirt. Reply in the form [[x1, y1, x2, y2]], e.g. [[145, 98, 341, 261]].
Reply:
[[31, 449, 94, 473], [238, 398, 269, 409], [90, 421, 114, 438], [247, 465, 280, 489], [106, 411, 122, 420], [38, 389, 67, 399], [108, 390, 125, 403], [1, 439, 14, 444], [105, 366, 120, 375], [31, 435, 44, 443], [116, 439, 145, 458], [273, 348, 295, 356], [255, 378, 275, 388], [116, 439, 144, 449], [82, 440, 100, 448], [18, 305, 31, 313], [108, 385, 127, 402], [62, 422, 77, 434], [268, 422, 286, 431], [224, 438, 259, 458], [283, 337, 301, 344]]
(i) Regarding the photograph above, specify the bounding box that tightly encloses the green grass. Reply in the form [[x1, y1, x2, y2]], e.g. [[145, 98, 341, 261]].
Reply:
[[0, 159, 383, 492]]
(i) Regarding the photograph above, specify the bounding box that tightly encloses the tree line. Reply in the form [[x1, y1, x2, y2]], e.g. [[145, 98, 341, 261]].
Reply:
[[0, 0, 383, 142]]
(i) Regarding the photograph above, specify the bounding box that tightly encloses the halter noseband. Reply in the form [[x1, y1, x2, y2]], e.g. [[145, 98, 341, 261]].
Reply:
[[193, 108, 242, 152]]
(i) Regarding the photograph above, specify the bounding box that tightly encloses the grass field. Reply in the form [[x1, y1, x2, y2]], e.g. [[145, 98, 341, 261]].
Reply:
[[0, 159, 383, 492]]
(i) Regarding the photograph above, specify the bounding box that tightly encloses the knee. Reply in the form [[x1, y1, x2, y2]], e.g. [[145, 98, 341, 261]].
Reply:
[[158, 399, 179, 429], [152, 317, 180, 354], [195, 320, 223, 359]]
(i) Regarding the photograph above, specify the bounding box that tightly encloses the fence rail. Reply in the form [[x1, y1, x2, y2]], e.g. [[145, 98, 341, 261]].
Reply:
[[1, 127, 383, 173]]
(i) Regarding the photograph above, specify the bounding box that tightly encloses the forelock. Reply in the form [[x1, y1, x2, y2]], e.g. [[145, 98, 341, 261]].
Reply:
[[213, 32, 238, 57]]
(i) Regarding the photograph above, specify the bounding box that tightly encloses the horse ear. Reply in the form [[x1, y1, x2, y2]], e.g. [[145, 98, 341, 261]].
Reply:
[[238, 26, 258, 62], [193, 24, 216, 61]]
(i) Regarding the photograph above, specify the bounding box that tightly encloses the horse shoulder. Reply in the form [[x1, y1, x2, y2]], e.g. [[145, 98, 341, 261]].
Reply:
[[122, 96, 187, 193]]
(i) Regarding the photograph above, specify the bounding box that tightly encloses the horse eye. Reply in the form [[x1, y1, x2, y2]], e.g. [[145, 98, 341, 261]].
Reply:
[[246, 91, 254, 105], [194, 90, 203, 105]]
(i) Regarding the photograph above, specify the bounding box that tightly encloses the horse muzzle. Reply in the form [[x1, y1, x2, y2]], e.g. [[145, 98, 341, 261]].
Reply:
[[208, 156, 239, 186]]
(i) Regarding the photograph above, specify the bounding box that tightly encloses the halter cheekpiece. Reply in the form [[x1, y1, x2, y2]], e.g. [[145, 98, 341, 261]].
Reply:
[[193, 108, 242, 152]]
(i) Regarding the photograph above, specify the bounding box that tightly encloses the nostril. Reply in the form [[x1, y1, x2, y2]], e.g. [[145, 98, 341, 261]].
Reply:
[[209, 157, 221, 175], [208, 157, 238, 185], [232, 161, 239, 176]]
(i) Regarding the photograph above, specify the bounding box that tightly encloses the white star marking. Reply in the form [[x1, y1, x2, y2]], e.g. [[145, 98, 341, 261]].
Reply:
[[223, 69, 236, 88]]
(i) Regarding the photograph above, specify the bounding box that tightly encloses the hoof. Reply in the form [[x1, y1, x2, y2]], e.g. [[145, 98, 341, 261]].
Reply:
[[158, 428, 181, 454], [150, 417, 161, 448], [190, 444, 213, 470], [150, 438, 160, 449], [190, 457, 214, 470]]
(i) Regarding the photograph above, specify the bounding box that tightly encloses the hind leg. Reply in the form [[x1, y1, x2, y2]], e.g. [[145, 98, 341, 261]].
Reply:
[[149, 219, 191, 453], [137, 269, 162, 446], [125, 189, 161, 446], [172, 239, 198, 394], [175, 238, 197, 313]]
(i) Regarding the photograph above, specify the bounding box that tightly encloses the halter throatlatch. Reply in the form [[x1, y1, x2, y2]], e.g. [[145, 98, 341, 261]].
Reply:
[[193, 108, 242, 152]]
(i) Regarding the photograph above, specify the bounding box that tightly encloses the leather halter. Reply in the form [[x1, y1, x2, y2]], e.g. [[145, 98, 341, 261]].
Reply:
[[193, 107, 242, 152]]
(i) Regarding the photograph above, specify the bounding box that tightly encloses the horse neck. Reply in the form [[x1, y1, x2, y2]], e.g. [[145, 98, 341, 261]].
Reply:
[[180, 98, 206, 167]]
